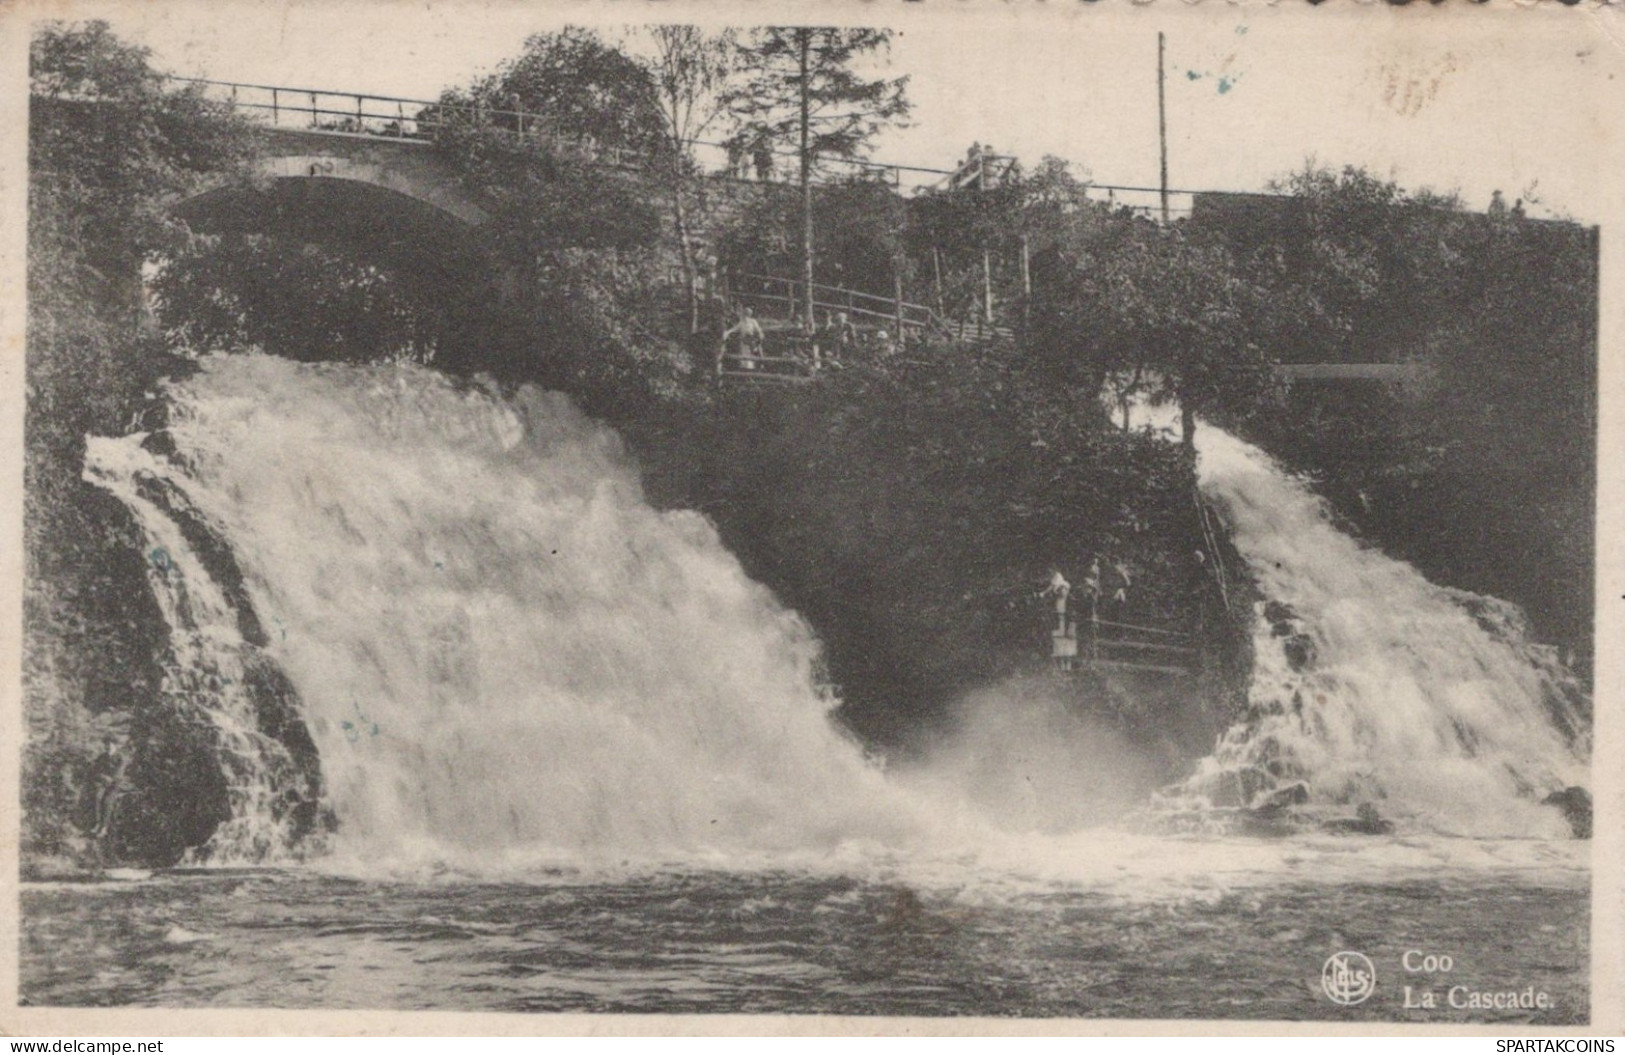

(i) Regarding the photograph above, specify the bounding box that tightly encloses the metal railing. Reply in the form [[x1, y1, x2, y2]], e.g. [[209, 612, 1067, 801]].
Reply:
[[163, 76, 946, 190], [723, 270, 1014, 347], [167, 76, 645, 169], [1055, 612, 1198, 677], [160, 76, 1254, 214]]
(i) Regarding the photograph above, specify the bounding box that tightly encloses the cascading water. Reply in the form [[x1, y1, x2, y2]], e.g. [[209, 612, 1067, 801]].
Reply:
[[82, 438, 324, 861], [84, 353, 924, 869], [83, 353, 1589, 873], [49, 356, 1594, 1015], [1169, 420, 1590, 837]]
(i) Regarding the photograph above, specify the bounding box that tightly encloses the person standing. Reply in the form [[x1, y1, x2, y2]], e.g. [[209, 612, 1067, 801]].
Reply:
[[1044, 569, 1072, 634], [722, 306, 765, 369]]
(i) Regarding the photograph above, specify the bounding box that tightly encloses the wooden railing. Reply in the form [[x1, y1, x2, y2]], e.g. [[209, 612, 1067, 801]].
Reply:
[[1088, 618, 1198, 677]]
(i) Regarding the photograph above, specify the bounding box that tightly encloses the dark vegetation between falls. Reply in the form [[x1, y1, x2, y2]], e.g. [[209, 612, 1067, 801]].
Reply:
[[25, 22, 1597, 866]]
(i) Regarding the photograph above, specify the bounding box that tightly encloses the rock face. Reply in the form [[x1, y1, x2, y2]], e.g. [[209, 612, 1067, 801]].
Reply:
[[27, 422, 332, 869], [1542, 786, 1592, 839]]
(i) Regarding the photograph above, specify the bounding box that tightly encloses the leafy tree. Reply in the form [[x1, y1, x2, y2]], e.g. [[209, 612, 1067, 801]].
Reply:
[[724, 28, 910, 326], [437, 27, 668, 159], [717, 174, 908, 309], [1029, 218, 1284, 450], [1207, 165, 1598, 659], [908, 152, 1097, 327], [151, 235, 444, 363], [631, 26, 740, 332]]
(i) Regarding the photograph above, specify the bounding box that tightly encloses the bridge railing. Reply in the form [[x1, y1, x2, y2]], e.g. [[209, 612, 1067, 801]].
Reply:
[[166, 76, 646, 169], [166, 76, 947, 190]]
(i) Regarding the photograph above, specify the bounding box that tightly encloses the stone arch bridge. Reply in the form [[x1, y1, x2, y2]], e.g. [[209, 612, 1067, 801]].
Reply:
[[176, 125, 505, 298], [165, 77, 1425, 384]]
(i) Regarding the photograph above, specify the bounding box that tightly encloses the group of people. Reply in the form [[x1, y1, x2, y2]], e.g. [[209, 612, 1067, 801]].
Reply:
[[1043, 558, 1135, 633], [717, 302, 899, 373]]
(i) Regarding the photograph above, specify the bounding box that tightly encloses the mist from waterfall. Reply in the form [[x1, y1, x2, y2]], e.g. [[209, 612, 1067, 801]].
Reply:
[[81, 355, 1590, 879]]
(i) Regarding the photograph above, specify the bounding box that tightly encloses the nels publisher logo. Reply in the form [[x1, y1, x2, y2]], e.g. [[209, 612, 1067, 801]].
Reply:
[[1321, 951, 1376, 1006]]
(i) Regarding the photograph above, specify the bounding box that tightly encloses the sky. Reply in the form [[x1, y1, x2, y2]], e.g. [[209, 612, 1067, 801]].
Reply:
[[20, 0, 1624, 222]]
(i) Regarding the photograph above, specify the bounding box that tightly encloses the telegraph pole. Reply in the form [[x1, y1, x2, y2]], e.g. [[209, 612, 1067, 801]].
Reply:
[[1158, 31, 1170, 224]]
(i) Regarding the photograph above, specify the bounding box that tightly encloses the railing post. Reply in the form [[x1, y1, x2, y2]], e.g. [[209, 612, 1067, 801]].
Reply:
[[271, 87, 279, 125], [357, 94, 364, 131], [397, 100, 405, 138], [309, 91, 318, 129], [894, 269, 904, 340]]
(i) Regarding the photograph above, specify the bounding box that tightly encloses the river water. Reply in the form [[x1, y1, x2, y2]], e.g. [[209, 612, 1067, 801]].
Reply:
[[23, 354, 1590, 1021], [20, 861, 1588, 1019]]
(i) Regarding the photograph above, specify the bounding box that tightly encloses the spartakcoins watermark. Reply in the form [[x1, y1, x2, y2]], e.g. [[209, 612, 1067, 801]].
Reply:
[[1319, 948, 1561, 1011]]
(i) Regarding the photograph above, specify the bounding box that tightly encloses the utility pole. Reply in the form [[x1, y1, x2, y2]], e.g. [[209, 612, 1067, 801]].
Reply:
[[1158, 31, 1170, 224], [798, 29, 815, 331], [1020, 233, 1031, 330]]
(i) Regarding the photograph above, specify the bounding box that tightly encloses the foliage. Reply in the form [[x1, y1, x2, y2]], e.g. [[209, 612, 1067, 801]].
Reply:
[[723, 28, 910, 173], [435, 26, 669, 160], [152, 235, 443, 362], [428, 28, 670, 258], [635, 25, 739, 164], [524, 248, 697, 419], [629, 26, 741, 330], [1204, 164, 1597, 660], [716, 175, 909, 300], [436, 121, 664, 255], [723, 28, 911, 322], [30, 22, 260, 286], [907, 152, 1097, 324], [651, 349, 1211, 751], [1027, 215, 1287, 448]]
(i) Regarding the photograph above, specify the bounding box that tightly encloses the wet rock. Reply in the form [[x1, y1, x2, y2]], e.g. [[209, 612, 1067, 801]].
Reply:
[[1204, 767, 1272, 809], [139, 429, 178, 461], [1322, 802, 1394, 836], [1253, 781, 1309, 811], [1542, 786, 1591, 839], [1282, 633, 1316, 672], [1263, 601, 1298, 635]]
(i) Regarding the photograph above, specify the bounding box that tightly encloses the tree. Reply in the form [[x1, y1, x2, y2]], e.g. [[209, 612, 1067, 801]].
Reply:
[[724, 28, 910, 326], [1029, 219, 1284, 451], [909, 152, 1098, 328], [151, 235, 445, 363], [438, 27, 667, 159], [631, 26, 739, 332], [718, 174, 908, 310], [1202, 164, 1598, 660]]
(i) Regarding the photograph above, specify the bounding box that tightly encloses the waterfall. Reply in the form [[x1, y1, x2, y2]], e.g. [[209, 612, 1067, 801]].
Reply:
[[1172, 422, 1589, 837], [82, 436, 323, 861], [84, 353, 922, 868], [82, 354, 1587, 867]]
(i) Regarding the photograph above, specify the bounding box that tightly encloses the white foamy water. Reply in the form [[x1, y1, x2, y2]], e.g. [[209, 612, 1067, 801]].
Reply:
[[80, 355, 1588, 888], [86, 354, 928, 869], [1175, 419, 1589, 837]]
